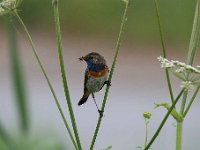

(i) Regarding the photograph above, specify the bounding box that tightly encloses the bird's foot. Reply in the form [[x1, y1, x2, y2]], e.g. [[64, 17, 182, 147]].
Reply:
[[98, 109, 104, 117], [104, 80, 111, 86]]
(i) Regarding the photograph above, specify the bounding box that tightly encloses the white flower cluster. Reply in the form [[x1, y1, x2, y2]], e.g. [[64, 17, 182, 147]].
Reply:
[[158, 56, 200, 91], [0, 0, 19, 16], [180, 81, 194, 91]]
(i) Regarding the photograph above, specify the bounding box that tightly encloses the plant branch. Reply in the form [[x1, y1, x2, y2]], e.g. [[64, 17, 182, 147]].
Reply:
[[144, 89, 184, 150], [52, 0, 81, 149], [153, 0, 174, 103], [187, 0, 200, 66], [183, 84, 200, 117], [180, 91, 188, 115], [90, 1, 130, 149]]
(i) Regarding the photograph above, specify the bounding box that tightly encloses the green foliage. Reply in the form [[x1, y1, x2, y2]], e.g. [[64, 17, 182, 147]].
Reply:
[[16, 0, 196, 41]]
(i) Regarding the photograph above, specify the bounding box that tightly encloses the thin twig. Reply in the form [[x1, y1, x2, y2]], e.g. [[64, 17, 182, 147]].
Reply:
[[153, 0, 174, 103], [90, 1, 131, 149]]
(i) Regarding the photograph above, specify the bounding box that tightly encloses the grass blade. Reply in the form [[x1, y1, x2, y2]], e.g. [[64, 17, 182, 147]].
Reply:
[[52, 0, 82, 149]]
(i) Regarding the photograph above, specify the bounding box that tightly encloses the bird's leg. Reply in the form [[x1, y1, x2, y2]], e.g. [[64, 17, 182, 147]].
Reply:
[[92, 93, 103, 117], [100, 80, 111, 90]]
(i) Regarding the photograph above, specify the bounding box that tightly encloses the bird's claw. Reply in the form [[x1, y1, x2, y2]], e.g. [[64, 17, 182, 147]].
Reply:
[[104, 80, 111, 86], [98, 110, 104, 117]]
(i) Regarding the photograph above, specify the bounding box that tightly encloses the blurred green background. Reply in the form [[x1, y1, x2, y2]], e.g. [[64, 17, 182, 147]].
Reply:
[[12, 0, 197, 42]]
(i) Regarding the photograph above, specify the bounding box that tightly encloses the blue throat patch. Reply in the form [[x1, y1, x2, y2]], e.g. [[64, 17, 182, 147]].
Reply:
[[86, 60, 105, 72]]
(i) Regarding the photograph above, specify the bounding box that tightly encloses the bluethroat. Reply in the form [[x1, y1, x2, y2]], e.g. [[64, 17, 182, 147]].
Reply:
[[78, 52, 111, 115]]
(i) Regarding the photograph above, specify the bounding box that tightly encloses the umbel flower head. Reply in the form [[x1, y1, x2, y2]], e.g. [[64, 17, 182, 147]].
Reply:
[[158, 56, 200, 91], [0, 0, 22, 16], [143, 111, 152, 119]]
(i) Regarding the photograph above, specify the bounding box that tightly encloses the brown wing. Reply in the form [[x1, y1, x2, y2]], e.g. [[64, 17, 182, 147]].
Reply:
[[78, 69, 90, 105]]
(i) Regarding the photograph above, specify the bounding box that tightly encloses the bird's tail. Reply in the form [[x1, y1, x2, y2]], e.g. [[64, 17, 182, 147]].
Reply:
[[78, 92, 90, 106]]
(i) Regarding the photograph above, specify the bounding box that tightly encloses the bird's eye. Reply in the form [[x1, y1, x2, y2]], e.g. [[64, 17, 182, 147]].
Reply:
[[89, 56, 93, 59]]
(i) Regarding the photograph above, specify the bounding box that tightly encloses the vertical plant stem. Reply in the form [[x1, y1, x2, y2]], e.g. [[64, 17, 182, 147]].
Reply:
[[153, 0, 166, 58], [176, 122, 183, 150], [90, 1, 130, 149], [184, 0, 200, 118], [153, 0, 174, 103], [187, 0, 200, 66], [176, 1, 200, 149], [144, 119, 148, 148], [13, 11, 77, 149], [144, 89, 184, 150], [183, 84, 200, 117], [5, 14, 29, 134], [180, 91, 187, 115], [176, 91, 187, 150], [52, 0, 82, 150]]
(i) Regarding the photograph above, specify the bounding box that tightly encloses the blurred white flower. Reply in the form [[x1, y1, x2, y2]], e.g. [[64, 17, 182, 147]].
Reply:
[[157, 56, 174, 68], [181, 81, 194, 91], [158, 56, 200, 91], [0, 0, 21, 16]]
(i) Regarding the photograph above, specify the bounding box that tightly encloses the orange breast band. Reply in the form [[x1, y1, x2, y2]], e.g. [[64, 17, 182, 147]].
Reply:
[[88, 66, 109, 78]]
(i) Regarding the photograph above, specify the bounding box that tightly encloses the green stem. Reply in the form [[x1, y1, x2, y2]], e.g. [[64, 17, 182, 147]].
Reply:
[[176, 122, 183, 150], [5, 14, 29, 134], [144, 89, 184, 150], [153, 0, 174, 103], [183, 84, 200, 117], [175, 91, 187, 150], [13, 11, 77, 150], [176, 1, 200, 150], [183, 0, 200, 119], [187, 0, 200, 66], [90, 1, 130, 149], [180, 91, 188, 115], [52, 1, 82, 150], [144, 119, 148, 148]]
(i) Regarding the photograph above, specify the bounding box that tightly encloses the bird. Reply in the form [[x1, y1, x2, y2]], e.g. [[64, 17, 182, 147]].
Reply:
[[78, 52, 111, 115]]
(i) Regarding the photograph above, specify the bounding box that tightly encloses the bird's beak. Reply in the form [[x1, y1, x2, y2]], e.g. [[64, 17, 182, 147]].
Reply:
[[79, 56, 86, 61]]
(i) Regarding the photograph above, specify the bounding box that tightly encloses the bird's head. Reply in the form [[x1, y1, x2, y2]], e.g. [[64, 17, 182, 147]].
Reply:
[[79, 52, 106, 71]]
